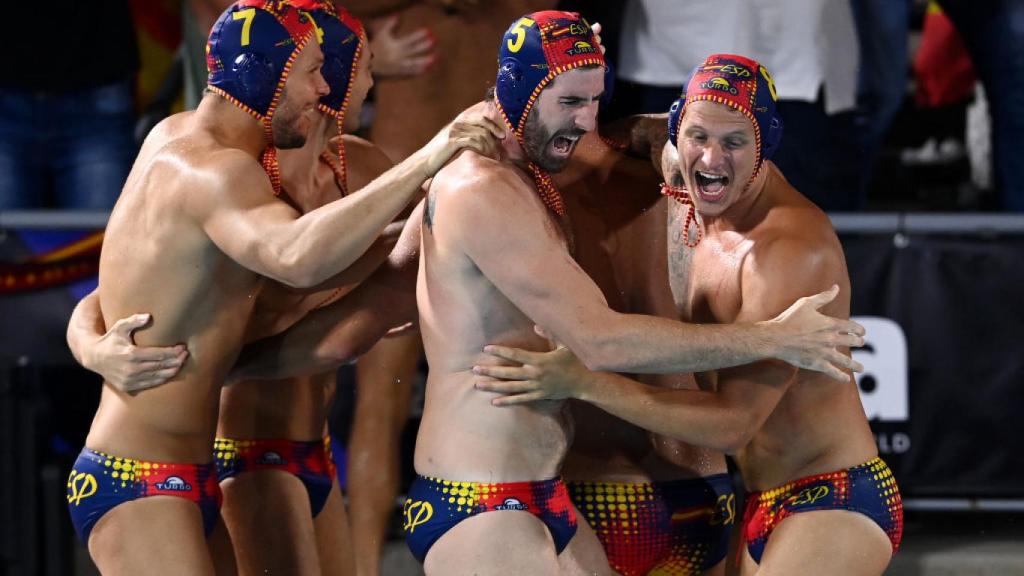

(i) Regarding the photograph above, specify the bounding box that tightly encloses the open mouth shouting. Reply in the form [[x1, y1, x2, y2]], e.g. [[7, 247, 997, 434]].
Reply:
[[550, 133, 582, 158], [693, 170, 730, 202]]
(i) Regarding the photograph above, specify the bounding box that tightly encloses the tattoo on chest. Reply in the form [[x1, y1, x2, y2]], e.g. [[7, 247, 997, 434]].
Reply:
[[424, 190, 437, 231]]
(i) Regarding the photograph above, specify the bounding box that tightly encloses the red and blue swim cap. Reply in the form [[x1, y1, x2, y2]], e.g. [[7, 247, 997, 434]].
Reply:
[[495, 11, 606, 138], [313, 4, 364, 121], [494, 11, 605, 216], [308, 3, 365, 194], [667, 54, 784, 176]]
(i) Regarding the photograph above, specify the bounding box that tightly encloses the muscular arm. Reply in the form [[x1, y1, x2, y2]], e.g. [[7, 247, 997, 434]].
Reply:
[[66, 289, 188, 392], [480, 235, 851, 453], [199, 117, 500, 288], [229, 204, 424, 381], [446, 171, 861, 375]]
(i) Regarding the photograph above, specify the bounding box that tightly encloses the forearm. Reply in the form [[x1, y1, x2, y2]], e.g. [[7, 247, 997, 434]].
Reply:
[[568, 312, 775, 374], [66, 290, 103, 369], [277, 153, 430, 287], [233, 299, 387, 381], [294, 220, 403, 295], [232, 256, 418, 381], [576, 371, 747, 453]]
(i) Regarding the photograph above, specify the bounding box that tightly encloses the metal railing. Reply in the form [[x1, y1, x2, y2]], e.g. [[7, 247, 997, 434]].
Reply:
[[4, 210, 1024, 234]]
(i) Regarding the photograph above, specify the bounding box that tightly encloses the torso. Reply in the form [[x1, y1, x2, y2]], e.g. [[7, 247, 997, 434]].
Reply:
[[89, 112, 264, 463], [556, 134, 727, 483], [368, 0, 556, 160], [216, 136, 393, 442], [415, 151, 573, 482], [668, 164, 876, 490]]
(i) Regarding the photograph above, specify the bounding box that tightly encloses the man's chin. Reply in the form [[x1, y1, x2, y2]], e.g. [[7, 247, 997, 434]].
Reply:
[[531, 153, 571, 173]]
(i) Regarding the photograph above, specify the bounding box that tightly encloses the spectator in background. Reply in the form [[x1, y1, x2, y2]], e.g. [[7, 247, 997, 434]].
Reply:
[[756, 0, 862, 211], [0, 1, 139, 209], [851, 0, 912, 206], [605, 0, 746, 119], [937, 0, 1024, 211], [596, 0, 862, 211]]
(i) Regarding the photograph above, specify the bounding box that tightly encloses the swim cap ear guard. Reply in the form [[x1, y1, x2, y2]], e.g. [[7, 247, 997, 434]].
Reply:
[[666, 54, 784, 176]]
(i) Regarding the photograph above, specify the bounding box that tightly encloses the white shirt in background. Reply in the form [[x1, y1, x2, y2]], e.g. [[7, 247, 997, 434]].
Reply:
[[617, 0, 858, 114]]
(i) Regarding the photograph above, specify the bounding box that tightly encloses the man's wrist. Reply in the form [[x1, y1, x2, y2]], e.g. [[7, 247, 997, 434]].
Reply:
[[752, 320, 780, 362]]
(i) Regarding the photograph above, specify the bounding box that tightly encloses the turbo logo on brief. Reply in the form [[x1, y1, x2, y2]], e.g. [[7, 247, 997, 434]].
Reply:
[[67, 472, 98, 506], [404, 500, 434, 533], [257, 451, 287, 465], [494, 497, 529, 511], [155, 476, 194, 492]]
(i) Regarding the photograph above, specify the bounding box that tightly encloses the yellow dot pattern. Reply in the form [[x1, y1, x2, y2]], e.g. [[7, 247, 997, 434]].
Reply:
[[743, 457, 904, 563], [567, 478, 733, 576]]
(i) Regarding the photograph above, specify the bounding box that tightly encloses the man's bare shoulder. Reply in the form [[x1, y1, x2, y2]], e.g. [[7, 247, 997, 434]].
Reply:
[[425, 152, 552, 240], [740, 169, 848, 311], [433, 152, 533, 207], [338, 134, 394, 176]]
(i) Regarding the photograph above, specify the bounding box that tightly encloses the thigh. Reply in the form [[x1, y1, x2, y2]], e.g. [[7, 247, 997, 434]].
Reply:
[[88, 495, 215, 576], [754, 509, 893, 576], [558, 503, 615, 576], [207, 516, 238, 576], [315, 479, 356, 576], [423, 510, 561, 576], [221, 470, 321, 576]]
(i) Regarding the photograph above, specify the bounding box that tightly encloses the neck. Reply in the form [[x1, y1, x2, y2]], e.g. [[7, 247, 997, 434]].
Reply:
[[702, 161, 771, 234], [194, 92, 267, 159], [487, 100, 530, 170], [278, 114, 332, 197]]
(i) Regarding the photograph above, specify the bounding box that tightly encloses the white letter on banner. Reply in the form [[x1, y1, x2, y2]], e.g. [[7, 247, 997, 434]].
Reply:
[[851, 317, 908, 422]]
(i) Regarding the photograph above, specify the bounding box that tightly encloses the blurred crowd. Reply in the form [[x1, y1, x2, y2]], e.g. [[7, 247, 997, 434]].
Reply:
[[1, 0, 1021, 212]]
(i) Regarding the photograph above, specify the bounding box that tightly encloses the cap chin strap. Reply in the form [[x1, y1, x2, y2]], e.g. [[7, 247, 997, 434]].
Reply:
[[660, 182, 702, 247], [528, 162, 565, 217]]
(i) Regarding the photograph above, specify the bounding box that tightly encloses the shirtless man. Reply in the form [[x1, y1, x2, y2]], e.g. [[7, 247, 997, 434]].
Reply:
[[341, 5, 555, 572], [404, 15, 864, 575], [69, 7, 398, 574], [62, 1, 500, 573], [73, 123, 730, 576], [77, 35, 864, 576], [550, 134, 735, 576], [475, 54, 903, 575]]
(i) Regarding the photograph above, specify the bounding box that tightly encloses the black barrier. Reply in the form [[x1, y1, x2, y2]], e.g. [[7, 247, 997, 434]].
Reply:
[[842, 232, 1024, 498]]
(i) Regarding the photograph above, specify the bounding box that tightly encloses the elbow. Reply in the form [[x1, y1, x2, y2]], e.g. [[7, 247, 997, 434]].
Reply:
[[313, 323, 380, 368], [313, 337, 363, 369], [275, 251, 321, 289], [573, 339, 616, 372], [716, 414, 759, 454], [572, 330, 625, 373]]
